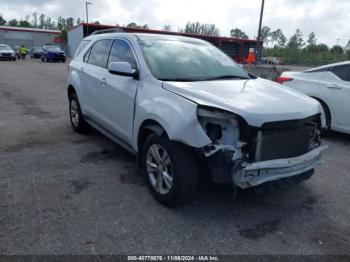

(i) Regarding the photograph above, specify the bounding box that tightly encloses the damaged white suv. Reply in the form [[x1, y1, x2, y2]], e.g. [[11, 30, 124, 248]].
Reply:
[[68, 33, 327, 206]]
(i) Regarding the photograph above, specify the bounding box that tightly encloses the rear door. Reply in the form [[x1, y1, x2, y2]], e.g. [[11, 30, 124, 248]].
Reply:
[[96, 39, 140, 144], [321, 64, 350, 130]]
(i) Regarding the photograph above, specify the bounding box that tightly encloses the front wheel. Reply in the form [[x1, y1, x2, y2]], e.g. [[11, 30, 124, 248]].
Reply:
[[69, 93, 89, 133], [142, 134, 198, 206]]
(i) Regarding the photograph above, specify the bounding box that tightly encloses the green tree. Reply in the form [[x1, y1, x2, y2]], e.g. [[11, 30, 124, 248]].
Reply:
[[260, 26, 271, 45], [345, 39, 350, 50], [32, 12, 38, 27], [162, 24, 172, 31], [8, 19, 19, 27], [307, 32, 317, 46], [287, 29, 304, 49], [181, 22, 220, 36], [18, 19, 31, 27], [39, 14, 46, 28], [270, 29, 287, 47], [0, 14, 6, 25], [230, 28, 248, 39], [330, 45, 344, 55], [127, 22, 149, 29]]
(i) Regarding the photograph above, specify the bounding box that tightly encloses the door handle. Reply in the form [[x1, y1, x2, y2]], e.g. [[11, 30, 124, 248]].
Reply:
[[100, 77, 107, 86], [326, 83, 342, 89]]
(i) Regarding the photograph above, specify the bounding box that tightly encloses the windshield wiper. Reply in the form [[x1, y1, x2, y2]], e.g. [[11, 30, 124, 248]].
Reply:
[[159, 78, 202, 82], [203, 75, 250, 81]]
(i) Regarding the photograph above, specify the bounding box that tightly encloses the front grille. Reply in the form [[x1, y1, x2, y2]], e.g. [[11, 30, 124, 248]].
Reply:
[[254, 125, 317, 162], [1, 53, 11, 57]]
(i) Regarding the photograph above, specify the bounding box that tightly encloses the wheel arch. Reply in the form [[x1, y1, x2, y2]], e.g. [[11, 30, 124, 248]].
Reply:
[[67, 84, 76, 99], [310, 96, 332, 128], [137, 119, 169, 169]]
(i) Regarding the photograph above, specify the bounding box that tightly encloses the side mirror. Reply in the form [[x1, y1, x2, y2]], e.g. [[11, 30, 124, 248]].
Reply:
[[108, 62, 138, 79]]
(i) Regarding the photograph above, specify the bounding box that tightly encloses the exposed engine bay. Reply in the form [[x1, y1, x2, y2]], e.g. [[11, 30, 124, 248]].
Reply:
[[197, 106, 326, 188]]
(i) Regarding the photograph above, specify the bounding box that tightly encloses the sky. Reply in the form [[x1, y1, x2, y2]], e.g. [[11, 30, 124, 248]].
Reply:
[[0, 0, 349, 47]]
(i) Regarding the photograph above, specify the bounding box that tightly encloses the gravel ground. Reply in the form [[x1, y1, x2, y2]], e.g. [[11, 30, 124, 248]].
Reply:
[[0, 59, 349, 255]]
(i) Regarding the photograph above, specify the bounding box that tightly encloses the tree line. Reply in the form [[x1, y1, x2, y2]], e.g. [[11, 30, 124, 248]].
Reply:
[[1, 14, 349, 65]]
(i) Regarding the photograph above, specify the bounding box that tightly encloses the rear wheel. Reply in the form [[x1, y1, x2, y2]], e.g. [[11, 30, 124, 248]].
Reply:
[[142, 134, 198, 206], [69, 93, 89, 133]]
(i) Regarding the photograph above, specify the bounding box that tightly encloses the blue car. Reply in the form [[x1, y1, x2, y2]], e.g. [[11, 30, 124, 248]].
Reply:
[[41, 45, 66, 63]]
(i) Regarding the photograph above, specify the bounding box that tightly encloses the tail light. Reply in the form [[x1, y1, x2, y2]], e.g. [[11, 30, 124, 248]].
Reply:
[[276, 76, 293, 84]]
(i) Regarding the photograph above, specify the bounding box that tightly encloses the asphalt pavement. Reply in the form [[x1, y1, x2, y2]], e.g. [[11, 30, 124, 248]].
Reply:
[[0, 59, 349, 255]]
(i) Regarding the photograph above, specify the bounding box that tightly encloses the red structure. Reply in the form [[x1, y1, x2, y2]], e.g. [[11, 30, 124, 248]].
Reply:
[[69, 23, 262, 62]]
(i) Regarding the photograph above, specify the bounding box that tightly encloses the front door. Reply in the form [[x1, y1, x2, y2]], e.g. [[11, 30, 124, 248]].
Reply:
[[96, 39, 139, 144]]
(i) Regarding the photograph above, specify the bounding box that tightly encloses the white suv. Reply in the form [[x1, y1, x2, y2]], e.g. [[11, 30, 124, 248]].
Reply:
[[67, 33, 327, 206]]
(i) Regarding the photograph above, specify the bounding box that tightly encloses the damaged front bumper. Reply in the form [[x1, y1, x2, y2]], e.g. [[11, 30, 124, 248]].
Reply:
[[233, 145, 328, 188]]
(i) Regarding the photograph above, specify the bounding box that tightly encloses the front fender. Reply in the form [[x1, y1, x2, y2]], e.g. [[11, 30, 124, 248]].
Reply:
[[133, 90, 211, 151]]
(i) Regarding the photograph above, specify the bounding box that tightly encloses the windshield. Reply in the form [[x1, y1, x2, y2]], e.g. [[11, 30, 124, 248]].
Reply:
[[46, 46, 62, 52], [0, 45, 11, 51], [138, 39, 249, 81]]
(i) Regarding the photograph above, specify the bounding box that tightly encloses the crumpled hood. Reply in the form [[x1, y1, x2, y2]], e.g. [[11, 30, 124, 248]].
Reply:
[[163, 77, 320, 127]]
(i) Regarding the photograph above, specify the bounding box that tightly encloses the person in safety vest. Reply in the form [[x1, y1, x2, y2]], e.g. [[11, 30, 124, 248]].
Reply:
[[21, 45, 27, 60]]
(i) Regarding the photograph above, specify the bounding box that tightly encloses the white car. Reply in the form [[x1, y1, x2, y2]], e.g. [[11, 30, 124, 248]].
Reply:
[[67, 33, 326, 206], [278, 61, 350, 134], [0, 44, 16, 61]]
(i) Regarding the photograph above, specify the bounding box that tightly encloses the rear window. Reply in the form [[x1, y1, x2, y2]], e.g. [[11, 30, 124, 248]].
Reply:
[[74, 40, 91, 58]]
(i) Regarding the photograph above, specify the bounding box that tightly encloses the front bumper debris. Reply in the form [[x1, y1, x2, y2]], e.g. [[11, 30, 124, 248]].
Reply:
[[233, 145, 328, 188]]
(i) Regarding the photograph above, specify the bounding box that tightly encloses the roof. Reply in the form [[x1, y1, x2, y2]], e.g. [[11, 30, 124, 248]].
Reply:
[[305, 60, 350, 72], [86, 32, 206, 44], [70, 23, 260, 44], [0, 26, 60, 34]]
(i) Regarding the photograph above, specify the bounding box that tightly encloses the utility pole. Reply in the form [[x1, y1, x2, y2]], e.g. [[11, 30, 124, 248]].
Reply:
[[336, 38, 340, 46], [86, 2, 92, 36], [256, 0, 265, 64]]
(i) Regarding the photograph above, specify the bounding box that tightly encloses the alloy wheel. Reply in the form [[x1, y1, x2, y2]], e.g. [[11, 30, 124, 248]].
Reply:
[[146, 144, 173, 195]]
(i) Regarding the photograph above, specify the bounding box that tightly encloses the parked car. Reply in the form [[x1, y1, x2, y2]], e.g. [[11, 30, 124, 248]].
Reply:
[[0, 44, 16, 61], [67, 33, 327, 206], [41, 45, 66, 62], [277, 61, 350, 134], [261, 56, 285, 65], [31, 47, 43, 59]]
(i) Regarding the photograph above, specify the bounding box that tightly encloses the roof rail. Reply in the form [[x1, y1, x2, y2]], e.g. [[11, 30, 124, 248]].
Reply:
[[91, 28, 125, 35]]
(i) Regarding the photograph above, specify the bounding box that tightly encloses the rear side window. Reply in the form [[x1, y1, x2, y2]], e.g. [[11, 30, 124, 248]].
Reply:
[[74, 40, 91, 58], [108, 39, 137, 70], [87, 39, 113, 68], [332, 65, 350, 81]]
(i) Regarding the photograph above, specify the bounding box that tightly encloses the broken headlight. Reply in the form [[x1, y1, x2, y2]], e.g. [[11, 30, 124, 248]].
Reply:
[[197, 106, 240, 145]]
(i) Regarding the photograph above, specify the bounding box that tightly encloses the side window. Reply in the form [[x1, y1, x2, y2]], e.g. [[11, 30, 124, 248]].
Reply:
[[87, 39, 113, 68], [74, 40, 91, 58], [108, 39, 137, 70], [332, 65, 350, 81], [83, 47, 92, 63]]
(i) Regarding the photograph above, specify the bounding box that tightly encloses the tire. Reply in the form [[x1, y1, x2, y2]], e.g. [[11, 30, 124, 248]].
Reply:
[[41, 56, 44, 62], [142, 134, 198, 206], [69, 93, 89, 133]]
